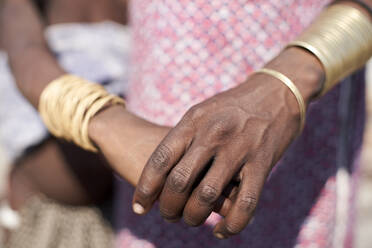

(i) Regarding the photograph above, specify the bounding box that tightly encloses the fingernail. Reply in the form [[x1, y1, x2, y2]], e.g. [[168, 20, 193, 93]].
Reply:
[[133, 203, 145, 214], [164, 218, 180, 223], [214, 233, 226, 239]]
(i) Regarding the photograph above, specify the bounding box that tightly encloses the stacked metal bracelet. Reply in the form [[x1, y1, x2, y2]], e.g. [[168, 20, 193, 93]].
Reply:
[[287, 4, 372, 96], [39, 74, 125, 152]]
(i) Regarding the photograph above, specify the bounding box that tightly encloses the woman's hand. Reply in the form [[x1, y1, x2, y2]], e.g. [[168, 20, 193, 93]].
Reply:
[[89, 105, 171, 186], [133, 47, 325, 238]]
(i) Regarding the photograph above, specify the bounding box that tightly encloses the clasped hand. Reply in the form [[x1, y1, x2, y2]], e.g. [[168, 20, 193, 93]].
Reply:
[[133, 72, 305, 239]]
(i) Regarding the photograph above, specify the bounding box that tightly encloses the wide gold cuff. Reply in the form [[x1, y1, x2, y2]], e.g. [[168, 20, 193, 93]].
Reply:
[[287, 4, 372, 96], [39, 74, 125, 152]]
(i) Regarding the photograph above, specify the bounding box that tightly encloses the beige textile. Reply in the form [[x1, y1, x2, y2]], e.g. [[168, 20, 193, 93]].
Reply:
[[5, 197, 113, 248]]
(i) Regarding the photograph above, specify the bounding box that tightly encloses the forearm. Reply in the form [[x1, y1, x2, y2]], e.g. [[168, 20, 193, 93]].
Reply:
[[10, 138, 114, 208], [2, 0, 64, 108], [8, 46, 65, 108]]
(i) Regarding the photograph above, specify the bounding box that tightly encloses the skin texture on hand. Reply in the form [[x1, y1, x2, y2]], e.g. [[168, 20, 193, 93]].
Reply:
[[90, 106, 240, 217], [133, 47, 325, 239]]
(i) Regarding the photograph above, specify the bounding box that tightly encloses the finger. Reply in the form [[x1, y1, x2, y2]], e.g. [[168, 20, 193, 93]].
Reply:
[[182, 152, 241, 226], [213, 195, 232, 217], [213, 183, 239, 217], [132, 125, 192, 215], [213, 166, 264, 239], [159, 142, 214, 221], [222, 181, 240, 200]]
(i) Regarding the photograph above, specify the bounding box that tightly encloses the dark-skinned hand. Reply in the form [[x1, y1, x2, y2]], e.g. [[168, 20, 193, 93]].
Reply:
[[133, 47, 325, 239]]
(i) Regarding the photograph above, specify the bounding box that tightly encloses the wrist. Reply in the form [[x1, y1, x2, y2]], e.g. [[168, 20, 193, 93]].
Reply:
[[265, 47, 325, 105], [88, 105, 130, 147], [88, 105, 155, 148]]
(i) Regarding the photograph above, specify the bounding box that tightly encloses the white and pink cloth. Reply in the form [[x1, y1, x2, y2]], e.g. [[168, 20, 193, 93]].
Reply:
[[115, 1, 365, 247]]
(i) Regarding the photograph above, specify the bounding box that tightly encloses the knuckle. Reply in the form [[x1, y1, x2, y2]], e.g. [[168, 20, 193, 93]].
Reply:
[[160, 207, 180, 221], [150, 144, 173, 170], [237, 193, 258, 213], [183, 105, 204, 127], [208, 119, 233, 140], [183, 215, 202, 227], [187, 105, 204, 119], [197, 184, 219, 205], [167, 167, 191, 193], [225, 221, 243, 235], [137, 184, 155, 199]]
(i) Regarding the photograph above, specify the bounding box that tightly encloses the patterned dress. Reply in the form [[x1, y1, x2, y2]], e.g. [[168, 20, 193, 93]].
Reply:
[[115, 1, 365, 247]]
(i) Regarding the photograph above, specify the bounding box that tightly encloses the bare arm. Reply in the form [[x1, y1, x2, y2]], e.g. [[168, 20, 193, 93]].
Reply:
[[1, 0, 170, 188], [1, 0, 64, 107]]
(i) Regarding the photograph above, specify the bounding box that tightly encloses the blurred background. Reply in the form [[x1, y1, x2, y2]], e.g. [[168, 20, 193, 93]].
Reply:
[[355, 62, 372, 248]]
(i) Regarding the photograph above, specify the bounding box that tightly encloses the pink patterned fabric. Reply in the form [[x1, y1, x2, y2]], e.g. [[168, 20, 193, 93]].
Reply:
[[115, 1, 366, 247]]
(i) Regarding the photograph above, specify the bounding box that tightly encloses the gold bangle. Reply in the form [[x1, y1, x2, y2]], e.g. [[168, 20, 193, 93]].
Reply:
[[39, 74, 125, 152], [255, 68, 306, 134], [287, 4, 372, 96]]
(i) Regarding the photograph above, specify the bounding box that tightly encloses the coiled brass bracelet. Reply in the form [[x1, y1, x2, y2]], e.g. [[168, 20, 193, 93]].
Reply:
[[39, 74, 125, 152]]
